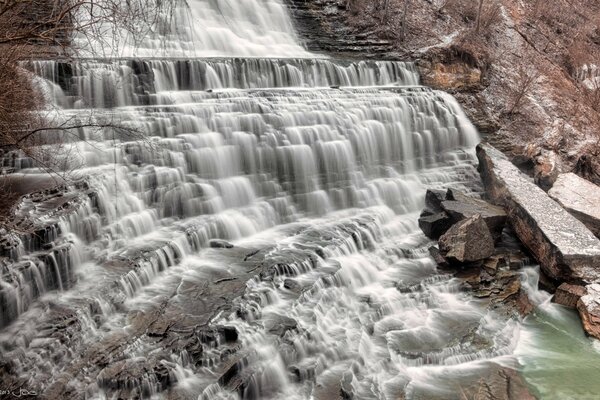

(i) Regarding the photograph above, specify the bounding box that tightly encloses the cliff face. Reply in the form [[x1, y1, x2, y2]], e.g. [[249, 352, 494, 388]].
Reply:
[[291, 0, 600, 183]]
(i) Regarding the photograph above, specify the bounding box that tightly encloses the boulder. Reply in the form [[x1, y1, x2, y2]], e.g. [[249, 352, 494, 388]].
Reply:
[[477, 143, 600, 284], [553, 283, 587, 309], [577, 283, 600, 339], [548, 173, 600, 237], [439, 215, 494, 264], [441, 192, 507, 241], [418, 211, 453, 240]]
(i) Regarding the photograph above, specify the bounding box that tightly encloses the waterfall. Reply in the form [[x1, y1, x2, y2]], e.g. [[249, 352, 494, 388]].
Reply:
[[0, 1, 533, 399]]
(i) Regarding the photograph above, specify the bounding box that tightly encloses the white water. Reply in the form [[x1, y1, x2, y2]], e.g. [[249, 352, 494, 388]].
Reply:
[[74, 0, 311, 58], [3, 0, 589, 398]]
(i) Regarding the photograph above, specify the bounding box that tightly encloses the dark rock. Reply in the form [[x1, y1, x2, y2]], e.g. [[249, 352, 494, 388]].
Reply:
[[553, 283, 587, 309], [428, 246, 449, 268], [477, 143, 600, 284], [549, 173, 600, 237], [439, 215, 494, 264], [418, 211, 453, 240], [574, 154, 600, 186], [264, 314, 298, 337], [538, 269, 558, 293], [425, 188, 447, 212], [340, 371, 354, 399], [441, 189, 507, 240], [209, 239, 234, 249], [577, 283, 600, 339]]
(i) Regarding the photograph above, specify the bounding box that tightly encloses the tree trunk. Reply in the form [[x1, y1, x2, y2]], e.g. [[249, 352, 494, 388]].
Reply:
[[475, 0, 484, 32], [400, 0, 409, 41]]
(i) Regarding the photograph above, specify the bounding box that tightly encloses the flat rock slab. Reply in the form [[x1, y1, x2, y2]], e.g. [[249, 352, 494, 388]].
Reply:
[[477, 143, 600, 284], [549, 172, 600, 237]]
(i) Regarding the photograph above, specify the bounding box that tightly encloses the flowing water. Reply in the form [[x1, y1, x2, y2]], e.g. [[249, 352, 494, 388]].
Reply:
[[1, 0, 598, 399]]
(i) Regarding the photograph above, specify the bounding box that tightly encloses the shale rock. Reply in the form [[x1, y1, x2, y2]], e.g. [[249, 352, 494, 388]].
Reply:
[[577, 284, 600, 340], [439, 215, 494, 264], [549, 173, 600, 237], [477, 143, 600, 284], [553, 283, 587, 309]]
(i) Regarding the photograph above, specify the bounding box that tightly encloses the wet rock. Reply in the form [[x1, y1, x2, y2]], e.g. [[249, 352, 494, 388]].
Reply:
[[442, 188, 507, 241], [264, 314, 298, 337], [340, 371, 354, 399], [439, 215, 494, 264], [477, 143, 600, 284], [549, 173, 600, 237], [577, 283, 600, 339], [209, 239, 234, 248], [553, 283, 587, 309], [428, 246, 449, 268], [418, 211, 453, 240], [425, 188, 447, 212], [462, 363, 537, 400]]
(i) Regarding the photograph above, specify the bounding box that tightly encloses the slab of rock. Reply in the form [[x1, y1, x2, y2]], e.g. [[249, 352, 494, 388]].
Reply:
[[553, 283, 587, 309], [441, 193, 507, 241], [549, 173, 600, 237], [477, 143, 600, 284], [439, 215, 494, 264], [577, 283, 600, 339], [418, 211, 453, 240]]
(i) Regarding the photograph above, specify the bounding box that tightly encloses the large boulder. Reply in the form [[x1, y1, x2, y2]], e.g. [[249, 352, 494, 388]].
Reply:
[[439, 215, 494, 264], [418, 188, 507, 241], [577, 284, 600, 339], [477, 143, 600, 284], [442, 188, 507, 240], [548, 173, 600, 237]]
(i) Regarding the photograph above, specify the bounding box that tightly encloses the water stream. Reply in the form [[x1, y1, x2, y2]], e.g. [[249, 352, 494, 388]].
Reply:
[[1, 0, 598, 398]]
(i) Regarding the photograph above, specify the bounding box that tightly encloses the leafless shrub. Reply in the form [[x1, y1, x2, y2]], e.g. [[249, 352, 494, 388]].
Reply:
[[506, 65, 540, 115]]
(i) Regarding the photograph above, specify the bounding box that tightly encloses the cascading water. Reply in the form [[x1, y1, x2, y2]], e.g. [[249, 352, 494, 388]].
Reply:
[[0, 0, 562, 399]]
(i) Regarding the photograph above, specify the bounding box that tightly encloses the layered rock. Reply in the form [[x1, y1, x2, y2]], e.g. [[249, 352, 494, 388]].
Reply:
[[476, 143, 600, 284], [418, 188, 507, 241], [549, 173, 600, 237], [553, 283, 587, 309], [577, 284, 600, 339]]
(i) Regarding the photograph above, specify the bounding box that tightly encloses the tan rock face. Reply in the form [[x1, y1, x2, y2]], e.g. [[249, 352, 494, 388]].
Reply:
[[420, 62, 481, 91], [577, 283, 600, 340], [439, 214, 494, 263], [477, 143, 600, 284], [549, 173, 600, 238]]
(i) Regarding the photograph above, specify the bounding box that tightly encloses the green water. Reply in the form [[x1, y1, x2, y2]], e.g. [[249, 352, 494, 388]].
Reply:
[[517, 299, 600, 400]]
